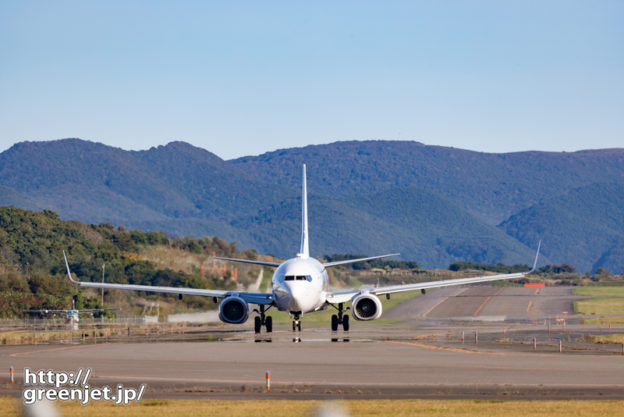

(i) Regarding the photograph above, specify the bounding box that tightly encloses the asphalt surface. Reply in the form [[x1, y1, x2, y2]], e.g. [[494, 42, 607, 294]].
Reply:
[[385, 286, 578, 321], [2, 286, 624, 400]]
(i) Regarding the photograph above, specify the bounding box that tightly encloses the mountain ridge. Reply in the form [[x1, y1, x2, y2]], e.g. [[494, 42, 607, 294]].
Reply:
[[1, 138, 622, 272]]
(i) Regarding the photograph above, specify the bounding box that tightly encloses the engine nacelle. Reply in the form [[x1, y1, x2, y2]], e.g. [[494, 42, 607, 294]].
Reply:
[[352, 293, 383, 321], [218, 296, 249, 324]]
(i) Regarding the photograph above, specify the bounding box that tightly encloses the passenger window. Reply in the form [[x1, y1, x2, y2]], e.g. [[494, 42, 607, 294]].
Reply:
[[296, 276, 306, 280], [285, 276, 295, 281]]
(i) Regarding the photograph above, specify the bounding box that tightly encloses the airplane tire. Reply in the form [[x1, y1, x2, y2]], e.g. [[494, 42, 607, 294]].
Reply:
[[265, 316, 273, 333], [331, 314, 338, 331], [254, 316, 262, 334], [342, 314, 350, 332]]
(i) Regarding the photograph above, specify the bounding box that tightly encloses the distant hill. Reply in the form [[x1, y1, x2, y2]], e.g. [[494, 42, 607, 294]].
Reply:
[[2, 138, 624, 271], [232, 141, 624, 225], [0, 206, 249, 317], [499, 182, 624, 273], [0, 139, 290, 240]]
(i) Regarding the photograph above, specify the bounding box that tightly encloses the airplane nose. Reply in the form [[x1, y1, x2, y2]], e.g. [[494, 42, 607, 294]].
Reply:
[[284, 283, 309, 311]]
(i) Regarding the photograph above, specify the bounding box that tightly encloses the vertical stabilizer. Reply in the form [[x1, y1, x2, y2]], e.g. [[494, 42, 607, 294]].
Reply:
[[298, 164, 309, 258]]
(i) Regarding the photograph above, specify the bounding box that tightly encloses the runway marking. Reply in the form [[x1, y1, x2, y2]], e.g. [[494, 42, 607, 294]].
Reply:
[[422, 297, 449, 318], [526, 301, 534, 313], [472, 288, 504, 317], [9, 343, 100, 358], [387, 340, 506, 356], [535, 289, 541, 295], [385, 340, 561, 359]]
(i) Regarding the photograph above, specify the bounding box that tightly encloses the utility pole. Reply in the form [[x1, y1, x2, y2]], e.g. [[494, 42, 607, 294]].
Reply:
[[101, 263, 105, 307]]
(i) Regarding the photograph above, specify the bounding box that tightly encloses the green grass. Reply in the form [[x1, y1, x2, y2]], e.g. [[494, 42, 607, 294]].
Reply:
[[4, 398, 624, 417], [581, 316, 624, 325], [574, 287, 624, 322], [575, 298, 624, 315], [573, 287, 624, 297]]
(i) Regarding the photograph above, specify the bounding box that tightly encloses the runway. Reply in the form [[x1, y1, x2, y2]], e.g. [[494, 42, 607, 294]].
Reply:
[[385, 286, 578, 321], [2, 286, 623, 400]]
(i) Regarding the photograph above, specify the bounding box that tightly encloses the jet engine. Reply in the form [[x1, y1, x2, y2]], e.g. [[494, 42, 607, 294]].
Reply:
[[351, 293, 383, 321], [218, 296, 249, 324]]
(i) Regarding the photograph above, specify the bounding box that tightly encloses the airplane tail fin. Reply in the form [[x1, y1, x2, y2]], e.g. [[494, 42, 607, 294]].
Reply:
[[298, 164, 309, 258]]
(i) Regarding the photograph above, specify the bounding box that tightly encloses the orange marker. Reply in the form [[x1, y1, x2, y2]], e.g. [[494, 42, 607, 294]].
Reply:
[[266, 371, 271, 391]]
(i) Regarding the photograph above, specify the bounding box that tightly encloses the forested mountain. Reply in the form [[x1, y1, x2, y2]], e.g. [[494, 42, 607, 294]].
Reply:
[[0, 139, 290, 242], [500, 182, 624, 273], [0, 206, 248, 317], [233, 141, 624, 226], [2, 138, 623, 272]]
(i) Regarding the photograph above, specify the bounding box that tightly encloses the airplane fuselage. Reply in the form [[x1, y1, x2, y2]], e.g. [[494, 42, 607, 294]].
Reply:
[[271, 256, 329, 314]]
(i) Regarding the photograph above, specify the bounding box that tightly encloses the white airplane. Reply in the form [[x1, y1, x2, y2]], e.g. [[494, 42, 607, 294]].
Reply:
[[24, 299, 118, 329], [64, 165, 540, 334], [23, 299, 117, 321]]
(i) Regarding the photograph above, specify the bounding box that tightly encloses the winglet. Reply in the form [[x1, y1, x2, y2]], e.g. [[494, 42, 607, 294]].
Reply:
[[528, 240, 541, 273], [298, 164, 310, 258], [63, 251, 80, 284]]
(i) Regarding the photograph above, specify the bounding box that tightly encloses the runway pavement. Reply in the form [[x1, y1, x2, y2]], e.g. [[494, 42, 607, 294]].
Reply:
[[2, 286, 623, 400], [385, 286, 579, 321]]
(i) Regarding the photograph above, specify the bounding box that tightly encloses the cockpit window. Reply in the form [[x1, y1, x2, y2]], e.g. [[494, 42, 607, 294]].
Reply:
[[284, 275, 311, 281]]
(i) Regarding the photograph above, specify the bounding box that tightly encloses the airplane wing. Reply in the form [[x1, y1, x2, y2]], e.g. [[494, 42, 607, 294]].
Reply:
[[215, 253, 400, 268], [213, 257, 281, 267], [322, 253, 400, 268], [327, 243, 541, 304], [63, 251, 274, 306]]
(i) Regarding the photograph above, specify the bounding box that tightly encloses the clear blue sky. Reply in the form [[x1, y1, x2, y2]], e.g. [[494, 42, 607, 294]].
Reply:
[[1, 1, 622, 160]]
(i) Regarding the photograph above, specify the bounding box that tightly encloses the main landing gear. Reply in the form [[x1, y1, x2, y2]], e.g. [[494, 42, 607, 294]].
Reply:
[[331, 303, 350, 332], [254, 305, 273, 334], [291, 312, 302, 332]]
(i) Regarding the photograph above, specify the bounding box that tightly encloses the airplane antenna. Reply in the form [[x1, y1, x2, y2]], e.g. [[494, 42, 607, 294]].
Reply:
[[298, 164, 309, 258]]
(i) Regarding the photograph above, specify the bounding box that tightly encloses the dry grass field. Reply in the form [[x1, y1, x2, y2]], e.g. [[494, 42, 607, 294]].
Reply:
[[3, 398, 624, 417]]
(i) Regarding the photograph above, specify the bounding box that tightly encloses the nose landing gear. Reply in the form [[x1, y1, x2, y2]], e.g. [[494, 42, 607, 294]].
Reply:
[[330, 303, 350, 331], [253, 305, 273, 334], [291, 312, 302, 332]]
